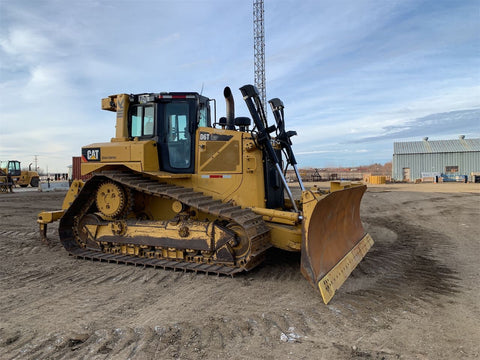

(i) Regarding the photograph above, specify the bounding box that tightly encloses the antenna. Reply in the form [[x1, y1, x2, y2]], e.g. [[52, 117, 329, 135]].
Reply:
[[253, 0, 266, 117]]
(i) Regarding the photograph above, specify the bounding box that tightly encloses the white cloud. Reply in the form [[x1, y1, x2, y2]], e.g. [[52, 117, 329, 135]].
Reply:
[[0, 0, 479, 170], [1, 27, 51, 57]]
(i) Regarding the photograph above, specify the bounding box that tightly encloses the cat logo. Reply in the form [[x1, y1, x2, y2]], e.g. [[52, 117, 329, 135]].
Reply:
[[82, 148, 101, 162]]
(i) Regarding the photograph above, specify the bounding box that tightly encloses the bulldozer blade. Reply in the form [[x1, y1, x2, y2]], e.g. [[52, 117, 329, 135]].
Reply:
[[300, 185, 373, 304]]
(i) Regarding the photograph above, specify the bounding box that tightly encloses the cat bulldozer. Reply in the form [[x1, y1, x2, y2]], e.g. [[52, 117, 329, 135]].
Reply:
[[0, 160, 40, 188], [38, 85, 373, 304]]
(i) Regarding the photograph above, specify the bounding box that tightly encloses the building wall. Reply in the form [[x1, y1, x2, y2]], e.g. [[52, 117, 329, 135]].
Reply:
[[392, 151, 480, 181]]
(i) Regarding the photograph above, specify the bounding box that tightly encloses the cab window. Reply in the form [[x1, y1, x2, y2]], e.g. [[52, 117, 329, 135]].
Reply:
[[144, 106, 154, 135], [198, 104, 208, 127], [130, 105, 154, 137]]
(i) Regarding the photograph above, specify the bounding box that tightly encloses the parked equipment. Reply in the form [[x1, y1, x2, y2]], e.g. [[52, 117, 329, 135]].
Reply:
[[0, 169, 14, 193], [0, 160, 39, 187], [38, 85, 373, 304]]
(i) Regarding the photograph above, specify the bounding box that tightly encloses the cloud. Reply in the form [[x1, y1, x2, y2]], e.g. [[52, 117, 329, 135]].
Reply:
[[1, 0, 479, 171], [0, 27, 51, 57], [353, 109, 480, 143]]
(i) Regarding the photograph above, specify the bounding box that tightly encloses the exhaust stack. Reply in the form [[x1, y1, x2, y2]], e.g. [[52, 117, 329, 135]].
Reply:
[[223, 87, 235, 130]]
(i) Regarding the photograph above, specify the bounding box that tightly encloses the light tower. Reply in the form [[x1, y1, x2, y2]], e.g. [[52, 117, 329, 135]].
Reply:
[[253, 0, 266, 116]]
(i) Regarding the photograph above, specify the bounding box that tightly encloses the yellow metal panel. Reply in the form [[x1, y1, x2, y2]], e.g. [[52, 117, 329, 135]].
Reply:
[[37, 210, 64, 224], [245, 155, 257, 173], [330, 181, 364, 192], [197, 128, 242, 174], [101, 95, 117, 111], [330, 181, 351, 191], [93, 219, 213, 244], [232, 134, 266, 208], [144, 171, 191, 179], [267, 222, 302, 251], [81, 162, 144, 175], [192, 173, 241, 198], [144, 196, 177, 220], [370, 175, 386, 184], [114, 94, 129, 140], [130, 140, 159, 171], [201, 140, 241, 172], [199, 142, 223, 165], [62, 180, 84, 210], [190, 130, 265, 209], [102, 143, 131, 162], [81, 140, 159, 175], [82, 142, 131, 164]]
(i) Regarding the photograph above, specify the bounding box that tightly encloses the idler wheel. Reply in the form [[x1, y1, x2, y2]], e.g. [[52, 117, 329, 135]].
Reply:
[[74, 213, 102, 249], [227, 224, 250, 260]]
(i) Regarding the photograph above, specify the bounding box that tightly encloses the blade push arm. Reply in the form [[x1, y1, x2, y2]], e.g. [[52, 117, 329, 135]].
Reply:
[[239, 85, 299, 213], [268, 98, 305, 191]]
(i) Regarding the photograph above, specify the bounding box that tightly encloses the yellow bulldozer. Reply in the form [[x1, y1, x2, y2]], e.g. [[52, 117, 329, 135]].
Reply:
[[38, 85, 373, 304], [0, 160, 40, 188]]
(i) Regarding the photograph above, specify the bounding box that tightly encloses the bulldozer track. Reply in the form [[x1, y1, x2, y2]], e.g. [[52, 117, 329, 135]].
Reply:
[[67, 248, 243, 276], [58, 170, 271, 276]]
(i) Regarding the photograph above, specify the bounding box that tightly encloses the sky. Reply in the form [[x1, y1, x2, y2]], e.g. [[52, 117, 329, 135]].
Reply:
[[1, 0, 479, 172]]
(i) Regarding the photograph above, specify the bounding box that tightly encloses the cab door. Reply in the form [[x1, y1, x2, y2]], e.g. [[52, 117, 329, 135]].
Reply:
[[158, 100, 196, 174]]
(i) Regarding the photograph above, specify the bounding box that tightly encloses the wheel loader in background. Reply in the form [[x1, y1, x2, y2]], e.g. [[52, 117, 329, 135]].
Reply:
[[0, 160, 40, 188], [38, 85, 373, 304]]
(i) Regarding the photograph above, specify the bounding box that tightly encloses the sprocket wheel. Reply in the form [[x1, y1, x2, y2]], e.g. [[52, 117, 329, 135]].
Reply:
[[95, 181, 127, 218]]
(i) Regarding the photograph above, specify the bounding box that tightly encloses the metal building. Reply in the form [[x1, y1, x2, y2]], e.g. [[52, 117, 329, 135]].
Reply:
[[392, 136, 480, 181]]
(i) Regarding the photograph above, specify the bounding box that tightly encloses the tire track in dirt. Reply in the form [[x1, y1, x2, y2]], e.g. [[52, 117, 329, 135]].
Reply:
[[0, 329, 38, 360], [2, 264, 315, 359], [1, 315, 312, 360], [0, 209, 464, 359], [329, 216, 460, 321]]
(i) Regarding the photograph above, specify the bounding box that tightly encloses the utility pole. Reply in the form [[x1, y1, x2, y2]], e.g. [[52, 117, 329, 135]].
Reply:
[[253, 0, 266, 117]]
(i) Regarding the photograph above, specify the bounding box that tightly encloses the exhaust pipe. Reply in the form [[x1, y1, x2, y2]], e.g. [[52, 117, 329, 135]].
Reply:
[[223, 86, 235, 130]]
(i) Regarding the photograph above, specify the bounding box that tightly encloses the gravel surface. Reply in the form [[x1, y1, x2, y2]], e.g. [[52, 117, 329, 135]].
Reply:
[[0, 183, 479, 359]]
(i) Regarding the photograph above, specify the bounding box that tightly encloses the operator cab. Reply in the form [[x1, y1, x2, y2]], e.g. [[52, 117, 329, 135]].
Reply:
[[127, 93, 211, 174], [0, 160, 21, 176]]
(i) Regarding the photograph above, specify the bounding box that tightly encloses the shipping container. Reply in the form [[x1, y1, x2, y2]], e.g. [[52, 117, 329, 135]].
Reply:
[[72, 157, 92, 181]]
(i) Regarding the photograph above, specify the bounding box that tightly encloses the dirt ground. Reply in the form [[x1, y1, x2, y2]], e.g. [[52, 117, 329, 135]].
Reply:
[[0, 183, 479, 359]]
